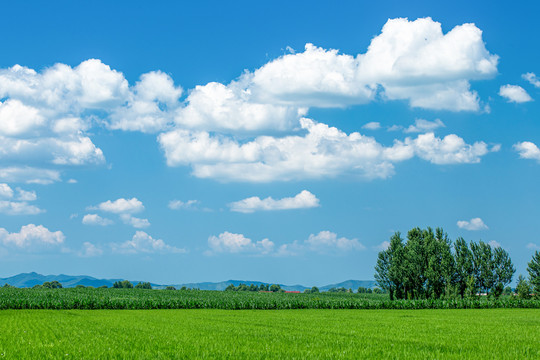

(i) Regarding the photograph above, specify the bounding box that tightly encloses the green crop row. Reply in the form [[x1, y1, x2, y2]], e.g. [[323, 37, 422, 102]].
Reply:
[[1, 288, 539, 310]]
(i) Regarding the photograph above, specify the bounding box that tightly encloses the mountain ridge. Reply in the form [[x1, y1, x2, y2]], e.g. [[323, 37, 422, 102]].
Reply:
[[0, 272, 376, 291]]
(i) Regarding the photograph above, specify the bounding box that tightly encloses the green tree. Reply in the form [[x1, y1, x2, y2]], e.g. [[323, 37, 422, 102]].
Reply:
[[42, 281, 62, 289], [454, 237, 474, 298], [425, 228, 455, 299], [165, 286, 176, 290], [527, 251, 540, 297], [135, 282, 152, 289], [470, 241, 494, 295], [310, 286, 319, 293], [492, 247, 515, 297], [516, 275, 531, 299], [269, 284, 281, 292]]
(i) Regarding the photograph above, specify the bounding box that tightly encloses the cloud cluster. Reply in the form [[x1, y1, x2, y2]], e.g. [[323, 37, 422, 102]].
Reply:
[[160, 118, 496, 182], [514, 141, 540, 162], [85, 197, 149, 228], [457, 217, 488, 231], [499, 85, 533, 103], [0, 17, 498, 184], [0, 183, 43, 215], [206, 230, 364, 256], [229, 190, 320, 213], [0, 224, 64, 248], [522, 72, 540, 88], [110, 231, 185, 254]]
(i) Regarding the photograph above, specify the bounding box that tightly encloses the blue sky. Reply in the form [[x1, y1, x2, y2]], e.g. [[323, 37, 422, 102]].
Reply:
[[1, 0, 540, 286]]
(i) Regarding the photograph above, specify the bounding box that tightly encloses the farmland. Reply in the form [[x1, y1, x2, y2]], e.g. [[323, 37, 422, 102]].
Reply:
[[1, 287, 539, 310], [0, 309, 538, 359]]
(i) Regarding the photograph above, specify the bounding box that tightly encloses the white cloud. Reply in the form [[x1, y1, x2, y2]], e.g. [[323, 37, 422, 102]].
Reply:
[[249, 18, 497, 111], [488, 240, 501, 248], [120, 214, 150, 229], [305, 231, 365, 252], [526, 243, 540, 250], [457, 217, 488, 231], [0, 184, 14, 198], [374, 241, 390, 251], [0, 224, 64, 248], [514, 141, 540, 162], [229, 190, 320, 213], [111, 231, 185, 254], [499, 85, 533, 103], [78, 242, 103, 257], [16, 188, 37, 201], [522, 72, 540, 88], [109, 71, 183, 133], [0, 201, 43, 215], [362, 122, 381, 130], [168, 199, 199, 210], [160, 118, 495, 182], [174, 81, 306, 133], [92, 197, 144, 214], [82, 214, 114, 226], [207, 230, 363, 256], [207, 231, 274, 254], [404, 118, 445, 133], [0, 167, 61, 184]]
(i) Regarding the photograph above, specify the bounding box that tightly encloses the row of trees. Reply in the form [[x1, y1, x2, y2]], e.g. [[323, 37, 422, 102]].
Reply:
[[225, 283, 283, 292], [375, 227, 516, 300], [112, 280, 152, 289], [515, 251, 540, 298]]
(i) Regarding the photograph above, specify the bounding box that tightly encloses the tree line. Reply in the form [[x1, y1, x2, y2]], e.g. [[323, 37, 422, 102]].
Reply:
[[375, 227, 540, 300]]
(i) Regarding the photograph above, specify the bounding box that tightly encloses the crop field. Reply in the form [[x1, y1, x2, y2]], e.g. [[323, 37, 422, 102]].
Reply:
[[1, 287, 539, 310], [0, 309, 538, 359]]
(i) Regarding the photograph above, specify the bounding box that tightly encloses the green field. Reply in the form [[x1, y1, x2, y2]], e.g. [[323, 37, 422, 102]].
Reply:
[[2, 287, 539, 310], [0, 309, 538, 359]]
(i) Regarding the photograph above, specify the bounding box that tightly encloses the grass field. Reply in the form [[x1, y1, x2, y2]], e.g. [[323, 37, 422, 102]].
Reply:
[[0, 309, 538, 359], [2, 287, 539, 310]]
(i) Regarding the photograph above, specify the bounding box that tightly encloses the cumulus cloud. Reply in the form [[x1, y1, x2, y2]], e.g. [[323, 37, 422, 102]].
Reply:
[[160, 119, 496, 182], [82, 214, 114, 226], [207, 232, 275, 254], [499, 85, 533, 103], [404, 119, 445, 133], [16, 188, 37, 201], [92, 197, 144, 214], [229, 190, 320, 213], [207, 230, 363, 256], [0, 184, 14, 198], [248, 18, 497, 111], [374, 241, 391, 251], [514, 141, 540, 162], [168, 199, 199, 210], [78, 242, 103, 257], [362, 122, 381, 130], [0, 167, 61, 184], [0, 224, 64, 248], [0, 201, 43, 215], [522, 72, 540, 88], [111, 231, 185, 254], [120, 214, 150, 229], [457, 217, 488, 231], [305, 231, 365, 252]]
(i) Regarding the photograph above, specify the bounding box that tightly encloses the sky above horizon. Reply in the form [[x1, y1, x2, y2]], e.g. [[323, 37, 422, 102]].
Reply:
[[1, 0, 540, 286]]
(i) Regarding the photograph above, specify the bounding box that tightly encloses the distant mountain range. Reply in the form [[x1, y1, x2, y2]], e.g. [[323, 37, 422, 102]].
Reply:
[[0, 272, 376, 292]]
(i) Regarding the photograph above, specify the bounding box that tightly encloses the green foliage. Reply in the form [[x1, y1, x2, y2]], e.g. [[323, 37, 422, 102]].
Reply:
[[165, 286, 176, 291], [357, 286, 372, 294], [113, 280, 134, 289], [42, 281, 62, 289], [375, 227, 515, 300], [527, 251, 540, 297], [516, 275, 531, 299], [135, 282, 152, 290]]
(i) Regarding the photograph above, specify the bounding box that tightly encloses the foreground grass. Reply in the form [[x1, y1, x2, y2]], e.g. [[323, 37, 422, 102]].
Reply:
[[0, 309, 538, 359]]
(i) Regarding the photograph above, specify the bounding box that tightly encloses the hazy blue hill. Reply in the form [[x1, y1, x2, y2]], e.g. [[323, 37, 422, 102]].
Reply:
[[1, 273, 376, 291]]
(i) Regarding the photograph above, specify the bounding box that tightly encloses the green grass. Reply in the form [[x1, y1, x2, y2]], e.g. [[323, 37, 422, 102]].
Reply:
[[1, 288, 539, 310], [0, 309, 538, 359]]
